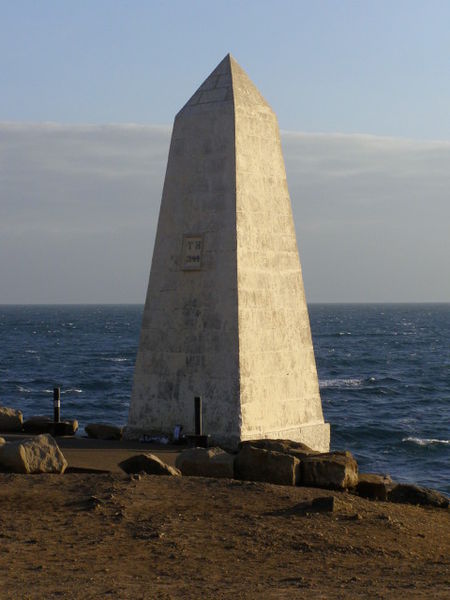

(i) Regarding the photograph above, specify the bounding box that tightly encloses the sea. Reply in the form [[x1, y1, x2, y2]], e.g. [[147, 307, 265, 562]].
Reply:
[[0, 304, 448, 494]]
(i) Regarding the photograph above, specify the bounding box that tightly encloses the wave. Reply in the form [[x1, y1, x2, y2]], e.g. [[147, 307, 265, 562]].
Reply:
[[319, 377, 364, 389], [402, 437, 449, 446], [100, 357, 129, 363], [17, 385, 31, 392], [43, 388, 83, 394]]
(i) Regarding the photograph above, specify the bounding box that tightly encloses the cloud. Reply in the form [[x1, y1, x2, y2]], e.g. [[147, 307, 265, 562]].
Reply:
[[1, 122, 449, 302]]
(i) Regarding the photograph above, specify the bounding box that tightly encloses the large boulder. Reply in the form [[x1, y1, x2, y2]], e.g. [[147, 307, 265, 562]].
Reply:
[[388, 484, 449, 508], [0, 434, 67, 474], [357, 473, 393, 501], [301, 451, 358, 490], [85, 423, 123, 440], [119, 453, 181, 476], [0, 407, 23, 432], [234, 445, 300, 486], [175, 447, 234, 478], [23, 416, 78, 436], [239, 438, 318, 460]]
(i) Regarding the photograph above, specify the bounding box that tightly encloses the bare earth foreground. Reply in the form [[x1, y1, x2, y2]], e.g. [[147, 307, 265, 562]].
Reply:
[[0, 442, 448, 599]]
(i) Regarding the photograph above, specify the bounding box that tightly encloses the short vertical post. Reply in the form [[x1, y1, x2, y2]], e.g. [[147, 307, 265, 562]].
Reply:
[[194, 396, 202, 436], [53, 387, 61, 423]]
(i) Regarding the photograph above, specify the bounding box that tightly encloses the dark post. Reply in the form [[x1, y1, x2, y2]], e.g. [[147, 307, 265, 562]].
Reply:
[[194, 396, 202, 436], [53, 387, 61, 423]]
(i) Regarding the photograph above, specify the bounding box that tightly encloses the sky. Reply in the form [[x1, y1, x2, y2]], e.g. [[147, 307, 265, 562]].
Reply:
[[1, 0, 449, 303]]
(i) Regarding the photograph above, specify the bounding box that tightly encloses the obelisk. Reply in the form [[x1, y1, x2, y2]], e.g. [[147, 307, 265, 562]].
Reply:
[[127, 54, 330, 451]]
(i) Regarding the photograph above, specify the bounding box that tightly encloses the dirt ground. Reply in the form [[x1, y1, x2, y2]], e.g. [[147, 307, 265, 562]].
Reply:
[[0, 469, 448, 599]]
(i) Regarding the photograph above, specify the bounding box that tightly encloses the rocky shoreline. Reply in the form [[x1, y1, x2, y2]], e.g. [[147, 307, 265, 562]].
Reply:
[[1, 406, 449, 597]]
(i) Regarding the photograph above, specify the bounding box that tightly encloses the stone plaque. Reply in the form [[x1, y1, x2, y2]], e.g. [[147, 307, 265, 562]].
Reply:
[[181, 235, 203, 270]]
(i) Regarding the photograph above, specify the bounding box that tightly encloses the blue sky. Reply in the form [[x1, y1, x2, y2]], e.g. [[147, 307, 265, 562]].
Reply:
[[1, 1, 449, 302], [2, 0, 449, 138]]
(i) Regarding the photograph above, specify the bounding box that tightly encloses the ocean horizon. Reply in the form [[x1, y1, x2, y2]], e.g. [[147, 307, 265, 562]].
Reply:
[[1, 302, 448, 494]]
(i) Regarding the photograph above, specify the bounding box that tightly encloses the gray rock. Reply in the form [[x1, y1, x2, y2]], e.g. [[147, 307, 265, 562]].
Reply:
[[0, 407, 23, 432], [234, 445, 300, 486], [301, 451, 358, 490], [119, 453, 181, 476], [23, 416, 78, 436], [85, 423, 123, 440], [239, 438, 318, 460], [0, 434, 67, 474], [388, 483, 449, 508], [357, 473, 393, 501], [175, 447, 234, 478]]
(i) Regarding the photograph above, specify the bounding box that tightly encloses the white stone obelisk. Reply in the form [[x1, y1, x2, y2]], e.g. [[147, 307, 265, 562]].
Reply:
[[127, 54, 330, 451]]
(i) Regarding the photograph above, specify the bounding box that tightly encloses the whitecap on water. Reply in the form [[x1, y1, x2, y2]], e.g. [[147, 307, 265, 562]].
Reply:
[[17, 385, 31, 393], [100, 357, 129, 362], [402, 437, 449, 446], [319, 377, 364, 389]]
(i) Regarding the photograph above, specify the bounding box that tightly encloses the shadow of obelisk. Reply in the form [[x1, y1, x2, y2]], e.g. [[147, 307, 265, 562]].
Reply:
[[126, 54, 330, 451]]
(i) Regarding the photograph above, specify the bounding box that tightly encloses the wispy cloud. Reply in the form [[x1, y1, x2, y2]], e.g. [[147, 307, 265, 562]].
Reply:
[[1, 123, 449, 302]]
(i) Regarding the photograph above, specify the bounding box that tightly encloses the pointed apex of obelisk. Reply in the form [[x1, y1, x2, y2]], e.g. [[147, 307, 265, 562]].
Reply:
[[178, 54, 272, 116]]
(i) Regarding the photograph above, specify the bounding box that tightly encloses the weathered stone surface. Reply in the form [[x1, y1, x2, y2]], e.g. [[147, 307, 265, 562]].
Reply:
[[0, 407, 23, 432], [310, 496, 337, 513], [0, 434, 67, 474], [119, 453, 180, 477], [54, 420, 78, 436], [175, 447, 234, 478], [23, 416, 78, 436], [234, 445, 300, 486], [301, 451, 359, 490], [85, 423, 123, 440], [357, 473, 393, 501], [23, 416, 54, 434], [239, 438, 318, 460], [388, 484, 449, 508], [127, 54, 330, 452]]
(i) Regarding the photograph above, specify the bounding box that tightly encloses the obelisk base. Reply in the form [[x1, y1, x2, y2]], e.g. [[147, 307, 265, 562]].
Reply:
[[123, 422, 330, 452], [241, 422, 330, 453]]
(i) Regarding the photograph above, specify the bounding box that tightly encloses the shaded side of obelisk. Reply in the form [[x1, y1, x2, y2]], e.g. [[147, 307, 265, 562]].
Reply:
[[127, 56, 242, 443]]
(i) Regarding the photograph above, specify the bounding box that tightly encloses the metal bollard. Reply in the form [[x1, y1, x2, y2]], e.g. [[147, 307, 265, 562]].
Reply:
[[194, 396, 202, 436], [53, 387, 61, 423]]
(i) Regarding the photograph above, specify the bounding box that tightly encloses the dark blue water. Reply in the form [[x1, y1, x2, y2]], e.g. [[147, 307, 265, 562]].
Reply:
[[0, 304, 448, 494]]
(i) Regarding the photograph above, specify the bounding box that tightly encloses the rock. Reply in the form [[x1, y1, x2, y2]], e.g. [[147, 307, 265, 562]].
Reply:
[[53, 420, 78, 436], [234, 445, 300, 486], [119, 453, 181, 476], [0, 434, 67, 474], [357, 473, 393, 501], [23, 416, 78, 436], [85, 423, 123, 440], [0, 407, 23, 432], [239, 438, 318, 460], [301, 451, 358, 490], [388, 484, 449, 508], [310, 496, 337, 512], [175, 447, 234, 478], [23, 416, 54, 434]]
